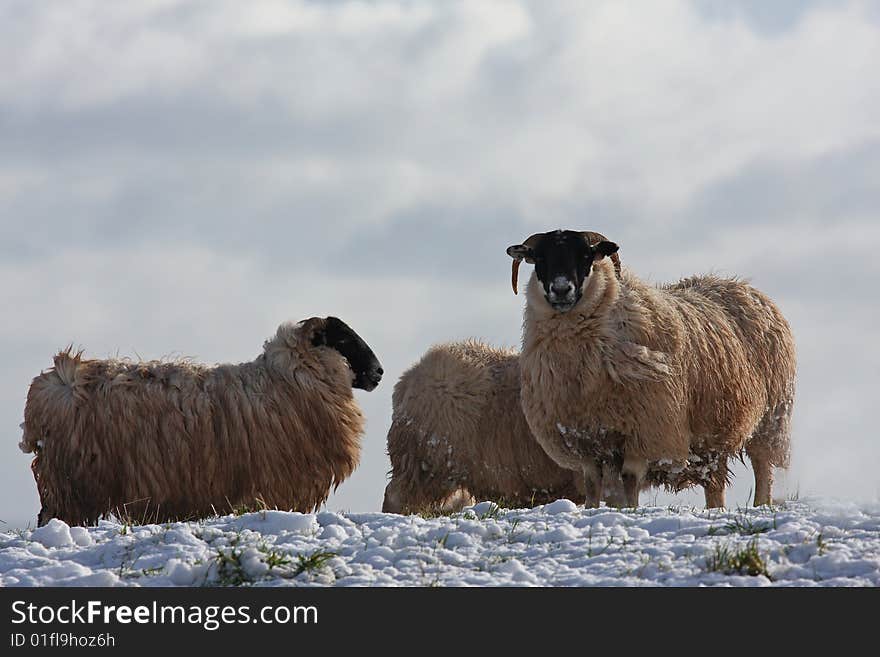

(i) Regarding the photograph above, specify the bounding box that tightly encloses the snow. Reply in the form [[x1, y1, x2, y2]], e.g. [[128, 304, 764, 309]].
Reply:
[[29, 519, 74, 549], [229, 510, 318, 535], [545, 499, 578, 515], [472, 501, 499, 516], [1, 499, 878, 586]]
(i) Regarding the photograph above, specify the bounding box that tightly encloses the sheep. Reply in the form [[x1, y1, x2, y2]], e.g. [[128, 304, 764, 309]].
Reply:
[[383, 340, 594, 514], [20, 316, 383, 526], [507, 230, 795, 508]]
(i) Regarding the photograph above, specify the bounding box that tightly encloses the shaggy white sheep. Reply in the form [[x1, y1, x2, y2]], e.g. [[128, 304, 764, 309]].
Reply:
[[20, 316, 383, 525], [508, 230, 795, 508]]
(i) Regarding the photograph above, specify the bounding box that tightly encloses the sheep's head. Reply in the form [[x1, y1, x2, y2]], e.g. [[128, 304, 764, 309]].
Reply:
[[506, 230, 619, 312], [310, 316, 384, 391]]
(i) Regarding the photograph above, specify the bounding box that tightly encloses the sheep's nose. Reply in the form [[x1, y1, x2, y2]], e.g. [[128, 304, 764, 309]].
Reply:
[[375, 366, 384, 376], [551, 280, 574, 296]]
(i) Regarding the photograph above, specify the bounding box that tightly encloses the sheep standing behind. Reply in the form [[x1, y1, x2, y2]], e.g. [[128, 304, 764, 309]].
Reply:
[[383, 340, 589, 514], [20, 316, 383, 526], [508, 230, 795, 508]]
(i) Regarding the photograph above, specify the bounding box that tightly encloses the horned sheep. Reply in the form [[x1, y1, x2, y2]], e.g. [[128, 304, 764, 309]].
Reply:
[[507, 230, 795, 508], [20, 316, 383, 526]]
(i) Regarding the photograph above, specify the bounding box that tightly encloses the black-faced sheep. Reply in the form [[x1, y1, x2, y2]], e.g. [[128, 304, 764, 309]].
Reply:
[[383, 340, 589, 514], [507, 230, 795, 508], [20, 316, 383, 526]]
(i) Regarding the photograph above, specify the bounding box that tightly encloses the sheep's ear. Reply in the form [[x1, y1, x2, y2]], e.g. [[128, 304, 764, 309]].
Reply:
[[593, 241, 619, 260], [506, 244, 535, 263], [310, 324, 327, 347]]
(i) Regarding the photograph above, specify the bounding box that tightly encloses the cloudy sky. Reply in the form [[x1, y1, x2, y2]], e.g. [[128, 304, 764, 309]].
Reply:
[[2, 0, 878, 529]]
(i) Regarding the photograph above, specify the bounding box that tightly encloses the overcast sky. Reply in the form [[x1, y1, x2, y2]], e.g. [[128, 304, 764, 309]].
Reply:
[[2, 0, 878, 529]]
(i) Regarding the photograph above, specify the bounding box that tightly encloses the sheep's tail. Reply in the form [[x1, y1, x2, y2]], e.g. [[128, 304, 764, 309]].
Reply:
[[52, 347, 83, 387]]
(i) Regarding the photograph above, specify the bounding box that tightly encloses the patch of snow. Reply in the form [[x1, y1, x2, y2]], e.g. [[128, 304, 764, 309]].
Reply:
[[165, 559, 196, 586], [2, 500, 878, 587], [545, 499, 578, 515], [471, 501, 499, 516], [29, 519, 74, 549], [69, 526, 93, 547], [319, 525, 348, 541], [442, 532, 473, 549], [231, 511, 317, 535]]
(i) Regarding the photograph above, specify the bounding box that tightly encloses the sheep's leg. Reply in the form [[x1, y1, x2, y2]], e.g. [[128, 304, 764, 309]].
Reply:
[[602, 463, 627, 508], [382, 480, 404, 514], [383, 477, 458, 515], [438, 489, 475, 513], [750, 453, 773, 507], [704, 484, 725, 509], [703, 460, 728, 508], [746, 398, 792, 506], [621, 455, 647, 508], [582, 460, 602, 508], [572, 472, 588, 506]]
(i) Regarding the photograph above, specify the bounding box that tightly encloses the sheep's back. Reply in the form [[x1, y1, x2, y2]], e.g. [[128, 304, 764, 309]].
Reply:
[[661, 275, 796, 442], [665, 276, 795, 386]]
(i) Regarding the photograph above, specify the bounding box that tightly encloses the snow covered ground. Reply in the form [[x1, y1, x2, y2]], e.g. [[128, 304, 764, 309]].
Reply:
[[1, 499, 878, 586]]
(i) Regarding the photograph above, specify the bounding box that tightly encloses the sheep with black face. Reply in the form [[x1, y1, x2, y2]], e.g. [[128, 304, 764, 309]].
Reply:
[[508, 230, 795, 508], [20, 316, 383, 526]]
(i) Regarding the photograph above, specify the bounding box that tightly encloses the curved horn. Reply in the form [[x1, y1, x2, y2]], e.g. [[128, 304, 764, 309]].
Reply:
[[582, 231, 621, 278], [509, 233, 544, 295]]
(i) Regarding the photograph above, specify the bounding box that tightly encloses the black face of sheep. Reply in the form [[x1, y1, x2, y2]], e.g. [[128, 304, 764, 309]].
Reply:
[[312, 316, 383, 391], [507, 230, 619, 312]]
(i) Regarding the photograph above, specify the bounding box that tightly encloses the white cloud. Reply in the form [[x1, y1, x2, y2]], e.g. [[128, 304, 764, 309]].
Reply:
[[5, 1, 879, 214]]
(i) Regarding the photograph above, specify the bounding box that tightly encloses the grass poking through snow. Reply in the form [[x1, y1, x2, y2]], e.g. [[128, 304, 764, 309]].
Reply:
[[704, 538, 771, 579], [293, 549, 337, 577]]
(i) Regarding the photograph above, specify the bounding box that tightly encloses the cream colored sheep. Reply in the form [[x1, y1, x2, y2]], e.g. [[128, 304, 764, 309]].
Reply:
[[508, 230, 795, 508], [383, 340, 592, 514], [20, 316, 383, 526]]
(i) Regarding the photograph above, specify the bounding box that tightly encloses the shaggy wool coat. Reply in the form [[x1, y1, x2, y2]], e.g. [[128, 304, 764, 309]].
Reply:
[[384, 341, 585, 513], [21, 319, 364, 525], [519, 258, 795, 499]]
